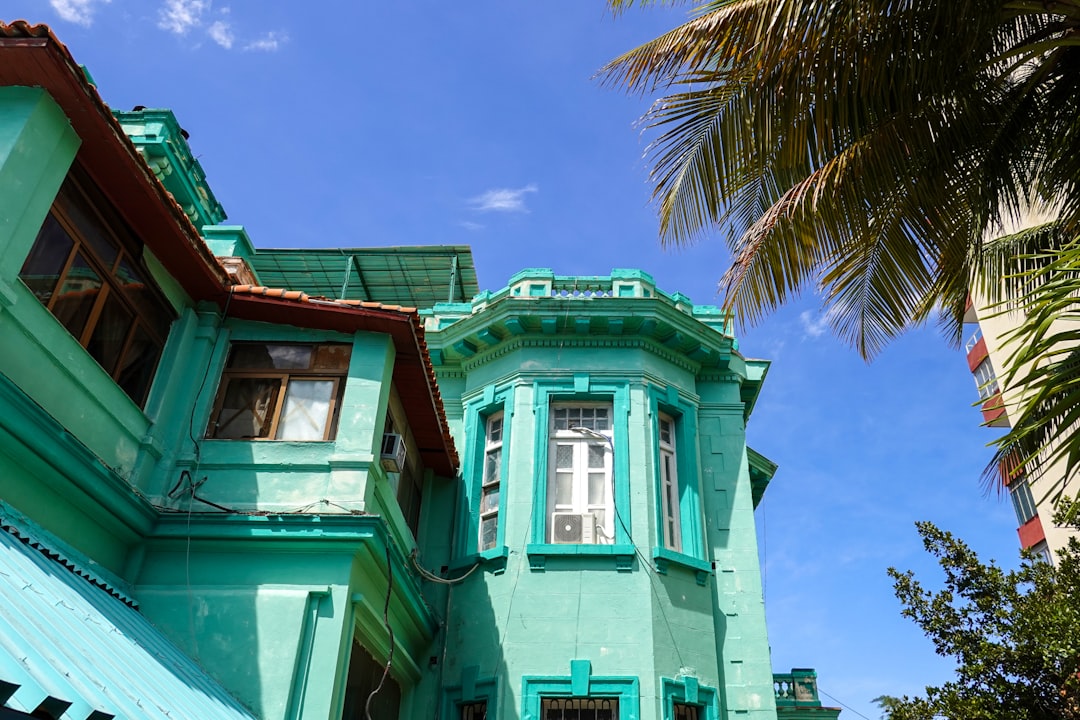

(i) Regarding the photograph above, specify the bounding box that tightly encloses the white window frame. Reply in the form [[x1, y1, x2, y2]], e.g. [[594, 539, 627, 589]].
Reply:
[[479, 412, 504, 551], [973, 357, 1000, 401], [547, 403, 614, 544], [658, 413, 682, 552]]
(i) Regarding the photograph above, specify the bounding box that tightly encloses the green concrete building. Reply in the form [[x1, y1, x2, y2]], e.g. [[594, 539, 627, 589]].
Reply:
[[0, 20, 839, 720]]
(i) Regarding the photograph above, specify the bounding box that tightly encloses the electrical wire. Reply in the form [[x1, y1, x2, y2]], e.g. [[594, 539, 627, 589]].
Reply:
[[365, 538, 394, 720], [410, 550, 481, 584], [568, 425, 685, 667], [818, 688, 874, 720]]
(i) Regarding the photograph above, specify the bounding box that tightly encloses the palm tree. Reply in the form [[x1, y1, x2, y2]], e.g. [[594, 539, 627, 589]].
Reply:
[[601, 0, 1080, 485]]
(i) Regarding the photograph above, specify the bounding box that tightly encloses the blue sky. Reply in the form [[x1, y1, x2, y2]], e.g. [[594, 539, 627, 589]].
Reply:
[[9, 1, 1025, 718]]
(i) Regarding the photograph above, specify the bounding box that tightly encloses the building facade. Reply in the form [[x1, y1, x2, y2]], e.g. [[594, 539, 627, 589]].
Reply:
[[963, 294, 1079, 561], [0, 21, 836, 720]]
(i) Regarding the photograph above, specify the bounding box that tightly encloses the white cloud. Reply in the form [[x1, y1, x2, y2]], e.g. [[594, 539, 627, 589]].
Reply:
[[244, 31, 286, 52], [799, 308, 835, 338], [50, 0, 108, 26], [468, 184, 538, 213], [207, 20, 234, 49], [158, 0, 208, 35], [458, 221, 485, 232]]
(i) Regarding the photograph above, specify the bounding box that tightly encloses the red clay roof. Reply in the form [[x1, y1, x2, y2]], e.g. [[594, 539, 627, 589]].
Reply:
[[0, 21, 458, 476]]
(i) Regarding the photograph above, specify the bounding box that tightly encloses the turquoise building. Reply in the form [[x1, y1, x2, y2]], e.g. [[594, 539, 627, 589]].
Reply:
[[0, 20, 839, 720]]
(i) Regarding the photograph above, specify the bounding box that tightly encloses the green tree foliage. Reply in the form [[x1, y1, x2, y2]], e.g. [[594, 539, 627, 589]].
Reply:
[[881, 523, 1080, 720], [600, 0, 1080, 488]]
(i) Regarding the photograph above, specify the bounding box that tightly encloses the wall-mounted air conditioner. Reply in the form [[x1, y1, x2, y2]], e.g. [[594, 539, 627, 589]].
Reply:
[[551, 512, 595, 544], [380, 432, 406, 473]]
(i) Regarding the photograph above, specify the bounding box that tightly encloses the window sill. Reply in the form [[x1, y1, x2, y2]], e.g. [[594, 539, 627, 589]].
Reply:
[[652, 547, 711, 586], [449, 545, 509, 575], [526, 543, 636, 572]]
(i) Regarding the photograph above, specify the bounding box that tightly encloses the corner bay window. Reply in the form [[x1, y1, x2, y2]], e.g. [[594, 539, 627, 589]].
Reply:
[[207, 343, 351, 441], [548, 404, 614, 545], [18, 173, 177, 407], [480, 413, 504, 551]]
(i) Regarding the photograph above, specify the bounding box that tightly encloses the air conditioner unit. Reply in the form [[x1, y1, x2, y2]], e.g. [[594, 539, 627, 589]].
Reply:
[[551, 512, 595, 544], [380, 432, 406, 473]]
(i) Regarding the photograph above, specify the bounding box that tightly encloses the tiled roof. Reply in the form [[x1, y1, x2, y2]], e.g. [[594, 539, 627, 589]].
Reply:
[[0, 22, 458, 476]]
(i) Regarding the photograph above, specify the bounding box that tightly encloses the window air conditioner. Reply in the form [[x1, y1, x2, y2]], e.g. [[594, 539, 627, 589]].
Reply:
[[380, 432, 406, 473], [551, 512, 595, 544]]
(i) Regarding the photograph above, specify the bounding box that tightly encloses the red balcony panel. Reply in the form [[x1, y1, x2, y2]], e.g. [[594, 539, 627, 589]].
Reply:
[[967, 336, 989, 372], [981, 392, 1008, 426], [1017, 514, 1046, 549]]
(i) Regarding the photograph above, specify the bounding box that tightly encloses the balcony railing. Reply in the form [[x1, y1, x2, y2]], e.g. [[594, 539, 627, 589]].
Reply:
[[774, 670, 822, 707], [965, 326, 984, 353]]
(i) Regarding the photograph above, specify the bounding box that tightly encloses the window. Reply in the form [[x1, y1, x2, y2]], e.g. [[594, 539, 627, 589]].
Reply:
[[673, 703, 702, 720], [479, 412, 504, 551], [661, 676, 719, 720], [658, 414, 681, 552], [1009, 476, 1038, 525], [973, 358, 1000, 401], [541, 698, 618, 719], [18, 172, 177, 407], [460, 701, 487, 720], [548, 404, 614, 544], [206, 343, 351, 441]]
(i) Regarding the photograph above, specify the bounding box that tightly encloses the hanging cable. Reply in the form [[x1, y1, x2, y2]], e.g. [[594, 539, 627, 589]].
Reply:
[[410, 549, 481, 584], [365, 538, 395, 720]]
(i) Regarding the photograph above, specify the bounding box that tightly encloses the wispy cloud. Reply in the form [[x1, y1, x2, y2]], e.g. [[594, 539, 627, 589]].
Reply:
[[468, 184, 538, 213], [458, 221, 485, 232], [158, 0, 208, 34], [799, 307, 836, 339], [207, 20, 234, 49], [50, 0, 108, 26], [244, 31, 286, 52]]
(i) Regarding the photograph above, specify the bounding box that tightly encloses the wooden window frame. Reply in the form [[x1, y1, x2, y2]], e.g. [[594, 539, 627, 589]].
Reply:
[[206, 343, 350, 442], [658, 413, 683, 553], [547, 402, 615, 544], [18, 170, 176, 407]]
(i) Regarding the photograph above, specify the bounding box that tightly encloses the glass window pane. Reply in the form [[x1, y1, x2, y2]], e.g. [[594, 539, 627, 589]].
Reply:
[[212, 378, 281, 438], [555, 444, 574, 469], [86, 291, 134, 374], [480, 516, 498, 551], [19, 214, 74, 304], [588, 473, 606, 505], [313, 344, 352, 369], [51, 252, 102, 339], [116, 324, 161, 405], [276, 379, 334, 440], [660, 418, 673, 445], [553, 407, 568, 430], [554, 472, 573, 506], [61, 186, 119, 267], [229, 343, 313, 369], [481, 485, 500, 513], [484, 448, 501, 484], [588, 444, 605, 468], [461, 701, 488, 720], [487, 416, 503, 443]]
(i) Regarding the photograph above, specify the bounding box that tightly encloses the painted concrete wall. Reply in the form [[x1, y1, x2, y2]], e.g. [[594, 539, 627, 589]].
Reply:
[[0, 86, 449, 720]]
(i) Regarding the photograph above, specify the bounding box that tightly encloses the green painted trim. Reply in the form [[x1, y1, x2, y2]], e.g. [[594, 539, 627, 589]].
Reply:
[[454, 384, 515, 562], [652, 546, 711, 586], [521, 661, 640, 720], [662, 676, 721, 720], [530, 379, 631, 546], [284, 588, 331, 720], [647, 384, 707, 561], [440, 671, 499, 719], [0, 370, 156, 538], [525, 543, 636, 572]]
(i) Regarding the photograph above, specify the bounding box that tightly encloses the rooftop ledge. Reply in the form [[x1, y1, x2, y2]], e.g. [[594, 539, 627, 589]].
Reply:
[[422, 268, 737, 340]]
